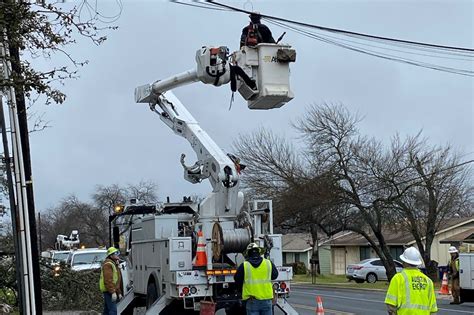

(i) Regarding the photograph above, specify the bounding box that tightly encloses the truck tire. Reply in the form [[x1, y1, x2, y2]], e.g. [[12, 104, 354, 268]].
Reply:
[[146, 281, 158, 309]]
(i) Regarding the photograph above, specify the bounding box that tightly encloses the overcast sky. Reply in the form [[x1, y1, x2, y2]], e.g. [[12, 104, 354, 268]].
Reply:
[[27, 0, 473, 212]]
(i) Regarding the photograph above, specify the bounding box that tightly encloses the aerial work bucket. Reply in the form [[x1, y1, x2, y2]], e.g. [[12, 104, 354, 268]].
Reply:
[[233, 43, 296, 110]]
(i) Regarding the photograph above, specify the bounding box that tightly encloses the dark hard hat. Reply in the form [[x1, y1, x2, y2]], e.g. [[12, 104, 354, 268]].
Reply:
[[249, 12, 261, 23]]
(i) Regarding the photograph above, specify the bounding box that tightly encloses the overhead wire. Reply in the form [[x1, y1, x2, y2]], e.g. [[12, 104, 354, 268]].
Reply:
[[264, 18, 474, 76], [263, 19, 473, 62], [171, 0, 232, 12], [206, 1, 474, 53], [189, 1, 474, 76]]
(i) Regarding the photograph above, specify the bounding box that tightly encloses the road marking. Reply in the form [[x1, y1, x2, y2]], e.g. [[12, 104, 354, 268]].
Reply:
[[292, 290, 474, 314], [292, 290, 384, 304], [292, 303, 355, 315]]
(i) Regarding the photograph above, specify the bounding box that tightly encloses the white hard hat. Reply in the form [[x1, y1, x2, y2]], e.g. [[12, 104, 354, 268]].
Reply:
[[448, 246, 459, 253], [399, 247, 422, 266]]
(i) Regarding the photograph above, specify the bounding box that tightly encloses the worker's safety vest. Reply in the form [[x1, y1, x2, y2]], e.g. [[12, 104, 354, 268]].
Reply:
[[99, 261, 118, 292], [450, 257, 459, 273], [384, 268, 438, 315], [242, 259, 274, 300]]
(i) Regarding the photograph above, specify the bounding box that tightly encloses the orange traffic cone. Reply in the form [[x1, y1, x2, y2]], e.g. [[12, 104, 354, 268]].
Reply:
[[316, 296, 324, 315], [194, 230, 207, 269], [439, 272, 450, 295]]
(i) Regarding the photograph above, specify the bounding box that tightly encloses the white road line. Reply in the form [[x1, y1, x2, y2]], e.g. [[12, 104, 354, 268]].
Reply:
[[292, 290, 385, 304], [291, 290, 474, 314]]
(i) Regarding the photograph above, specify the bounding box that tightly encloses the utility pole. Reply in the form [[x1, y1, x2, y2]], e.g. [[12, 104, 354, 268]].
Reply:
[[1, 17, 42, 313], [0, 95, 23, 312], [7, 32, 43, 315]]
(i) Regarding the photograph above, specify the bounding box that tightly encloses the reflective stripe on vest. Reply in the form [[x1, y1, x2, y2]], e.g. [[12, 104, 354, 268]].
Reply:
[[99, 261, 118, 292], [396, 270, 434, 314], [242, 259, 273, 300]]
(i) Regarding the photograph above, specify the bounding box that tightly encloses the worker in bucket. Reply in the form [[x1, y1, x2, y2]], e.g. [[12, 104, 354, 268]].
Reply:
[[448, 246, 462, 304], [385, 247, 438, 315], [234, 242, 278, 315], [99, 247, 123, 315], [240, 12, 275, 48]]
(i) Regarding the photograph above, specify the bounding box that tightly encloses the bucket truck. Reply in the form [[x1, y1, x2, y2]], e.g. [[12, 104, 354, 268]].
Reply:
[[113, 43, 298, 315]]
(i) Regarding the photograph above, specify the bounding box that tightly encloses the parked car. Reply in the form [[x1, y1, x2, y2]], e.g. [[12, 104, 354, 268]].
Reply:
[[66, 249, 107, 271], [346, 258, 403, 283]]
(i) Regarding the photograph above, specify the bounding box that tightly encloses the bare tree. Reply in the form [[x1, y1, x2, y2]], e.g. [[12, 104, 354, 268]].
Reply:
[[92, 184, 127, 216], [234, 128, 349, 271], [126, 180, 159, 203], [93, 181, 159, 215], [40, 195, 108, 248], [236, 103, 473, 280], [384, 136, 474, 278]]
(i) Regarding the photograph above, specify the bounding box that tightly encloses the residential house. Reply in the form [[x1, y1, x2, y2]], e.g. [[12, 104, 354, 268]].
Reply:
[[281, 233, 313, 271], [322, 217, 474, 275]]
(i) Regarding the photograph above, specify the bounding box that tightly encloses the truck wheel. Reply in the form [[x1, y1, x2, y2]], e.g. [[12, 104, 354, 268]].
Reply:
[[146, 281, 158, 309]]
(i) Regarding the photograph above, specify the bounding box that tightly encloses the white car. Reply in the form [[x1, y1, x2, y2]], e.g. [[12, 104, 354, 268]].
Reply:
[[346, 258, 403, 283], [67, 249, 107, 271]]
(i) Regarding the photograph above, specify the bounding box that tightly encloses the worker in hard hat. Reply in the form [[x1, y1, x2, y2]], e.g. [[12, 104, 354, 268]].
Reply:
[[448, 246, 462, 304], [240, 12, 276, 48], [384, 247, 438, 315], [100, 247, 123, 315], [234, 242, 278, 315]]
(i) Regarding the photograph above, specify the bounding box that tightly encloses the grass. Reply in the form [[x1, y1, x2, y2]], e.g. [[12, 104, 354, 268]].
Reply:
[[292, 274, 443, 291]]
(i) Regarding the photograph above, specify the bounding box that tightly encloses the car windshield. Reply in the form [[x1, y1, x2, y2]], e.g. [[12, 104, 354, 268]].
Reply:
[[72, 252, 106, 266], [52, 252, 69, 262]]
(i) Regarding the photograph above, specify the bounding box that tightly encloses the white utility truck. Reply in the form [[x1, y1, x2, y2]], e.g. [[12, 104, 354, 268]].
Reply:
[[113, 43, 298, 315], [459, 253, 474, 303]]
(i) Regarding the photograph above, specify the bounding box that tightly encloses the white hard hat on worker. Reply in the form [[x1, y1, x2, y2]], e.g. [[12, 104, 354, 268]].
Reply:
[[399, 246, 422, 266], [448, 246, 458, 253]]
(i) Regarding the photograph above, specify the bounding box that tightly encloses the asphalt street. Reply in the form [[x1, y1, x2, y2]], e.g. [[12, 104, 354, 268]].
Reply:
[[278, 284, 474, 315]]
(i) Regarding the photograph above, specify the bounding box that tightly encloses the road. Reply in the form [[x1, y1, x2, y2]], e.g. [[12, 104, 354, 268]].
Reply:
[[279, 284, 474, 315]]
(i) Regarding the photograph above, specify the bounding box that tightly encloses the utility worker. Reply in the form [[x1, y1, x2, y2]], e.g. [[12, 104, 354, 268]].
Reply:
[[240, 12, 276, 48], [385, 247, 438, 315], [100, 247, 123, 315], [234, 243, 278, 315], [448, 246, 462, 304]]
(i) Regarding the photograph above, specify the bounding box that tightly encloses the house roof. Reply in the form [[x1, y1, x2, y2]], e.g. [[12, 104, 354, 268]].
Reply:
[[281, 233, 313, 252], [325, 229, 413, 246], [325, 217, 474, 247], [439, 228, 474, 244]]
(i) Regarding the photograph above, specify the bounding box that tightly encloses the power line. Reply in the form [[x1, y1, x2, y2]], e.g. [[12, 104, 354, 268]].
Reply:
[[265, 18, 473, 76], [207, 1, 474, 53]]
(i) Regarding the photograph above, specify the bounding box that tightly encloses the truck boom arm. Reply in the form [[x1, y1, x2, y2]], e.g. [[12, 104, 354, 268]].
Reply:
[[149, 91, 241, 215]]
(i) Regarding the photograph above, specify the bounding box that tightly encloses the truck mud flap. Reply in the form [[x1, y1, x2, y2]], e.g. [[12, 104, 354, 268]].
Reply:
[[117, 289, 135, 314], [276, 297, 299, 315], [144, 295, 168, 315]]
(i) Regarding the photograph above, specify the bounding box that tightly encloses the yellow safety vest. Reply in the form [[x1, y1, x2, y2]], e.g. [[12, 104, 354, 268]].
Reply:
[[385, 268, 438, 315], [242, 258, 274, 300], [99, 261, 118, 292]]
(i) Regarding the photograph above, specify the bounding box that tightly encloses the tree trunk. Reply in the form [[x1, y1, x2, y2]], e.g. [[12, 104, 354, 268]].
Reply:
[[310, 224, 320, 274]]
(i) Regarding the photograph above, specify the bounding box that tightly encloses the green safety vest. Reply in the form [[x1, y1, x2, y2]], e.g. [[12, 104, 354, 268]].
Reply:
[[99, 261, 118, 293], [242, 258, 274, 300], [385, 268, 438, 315]]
